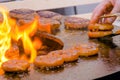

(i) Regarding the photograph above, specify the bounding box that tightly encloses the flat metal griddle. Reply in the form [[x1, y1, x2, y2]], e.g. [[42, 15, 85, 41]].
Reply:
[[1, 21, 120, 80]]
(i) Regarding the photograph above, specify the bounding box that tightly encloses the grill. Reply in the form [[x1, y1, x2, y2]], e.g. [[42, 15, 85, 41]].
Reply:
[[1, 20, 120, 80]]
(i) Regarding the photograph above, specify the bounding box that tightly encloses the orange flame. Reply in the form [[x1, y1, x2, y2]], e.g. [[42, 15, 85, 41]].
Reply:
[[38, 23, 51, 33], [11, 17, 39, 63], [33, 37, 42, 50], [0, 6, 12, 66], [0, 6, 40, 66], [0, 6, 52, 66]]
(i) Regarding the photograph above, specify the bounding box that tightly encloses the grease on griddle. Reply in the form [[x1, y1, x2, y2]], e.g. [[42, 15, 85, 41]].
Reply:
[[97, 37, 117, 48], [4, 71, 29, 80]]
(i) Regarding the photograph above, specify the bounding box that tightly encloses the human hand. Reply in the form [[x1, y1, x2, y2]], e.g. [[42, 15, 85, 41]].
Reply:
[[90, 0, 120, 24]]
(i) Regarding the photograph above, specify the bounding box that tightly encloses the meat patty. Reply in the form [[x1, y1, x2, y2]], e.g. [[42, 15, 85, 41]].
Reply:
[[48, 49, 79, 62], [36, 10, 63, 21], [18, 17, 61, 34], [88, 23, 114, 31], [5, 44, 19, 59], [72, 42, 99, 57], [64, 17, 89, 30], [88, 31, 113, 38], [38, 18, 61, 34], [9, 8, 37, 20], [34, 54, 64, 68], [2, 59, 30, 72]]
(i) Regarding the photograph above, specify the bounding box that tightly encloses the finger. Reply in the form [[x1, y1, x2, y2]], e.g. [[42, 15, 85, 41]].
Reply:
[[90, 0, 112, 24], [90, 4, 105, 24]]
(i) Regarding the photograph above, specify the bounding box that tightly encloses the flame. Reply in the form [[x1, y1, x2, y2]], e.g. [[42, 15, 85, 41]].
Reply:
[[0, 6, 12, 66], [0, 6, 39, 66], [38, 23, 51, 33], [11, 17, 38, 63], [33, 37, 42, 50], [0, 6, 51, 66], [22, 32, 37, 62]]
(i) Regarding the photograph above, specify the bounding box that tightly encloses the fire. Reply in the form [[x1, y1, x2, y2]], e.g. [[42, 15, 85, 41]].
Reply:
[[11, 15, 39, 63], [38, 23, 51, 34], [14, 17, 38, 62], [0, 6, 42, 66], [0, 7, 12, 66]]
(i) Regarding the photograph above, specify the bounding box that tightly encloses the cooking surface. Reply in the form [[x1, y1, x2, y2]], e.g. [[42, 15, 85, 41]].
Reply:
[[1, 23, 120, 80]]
